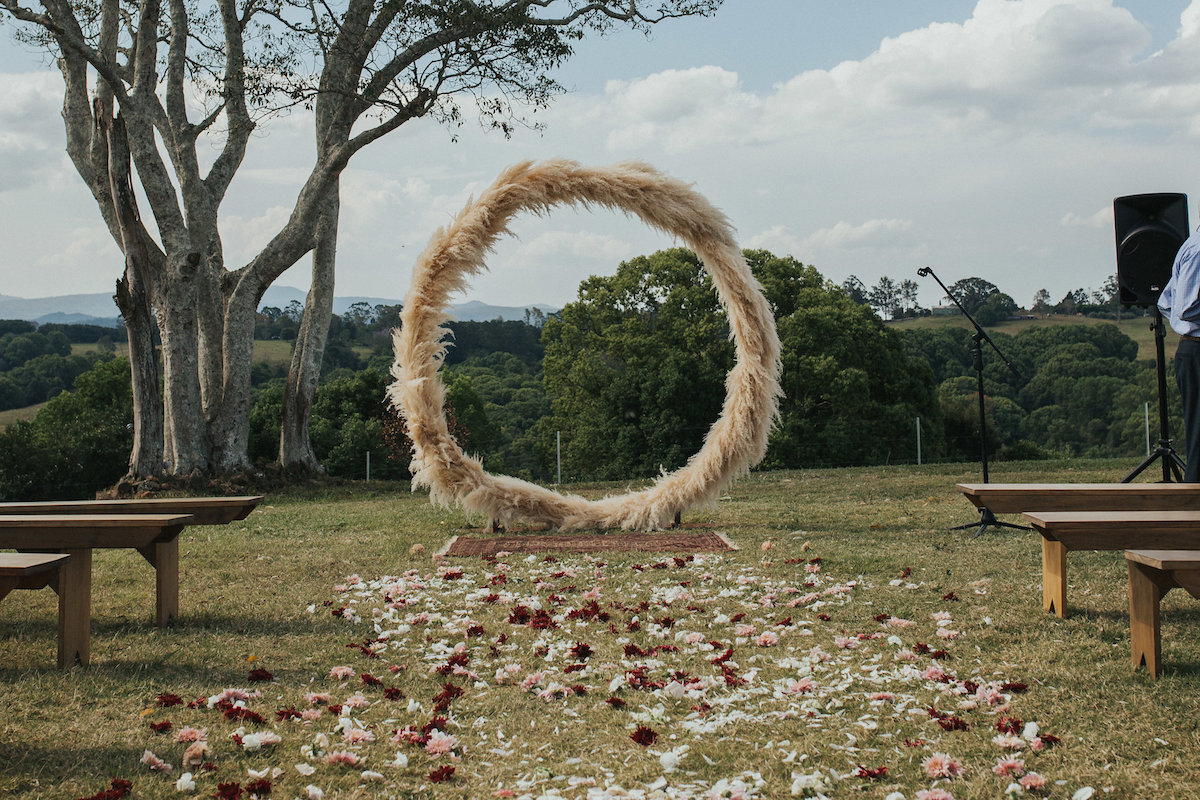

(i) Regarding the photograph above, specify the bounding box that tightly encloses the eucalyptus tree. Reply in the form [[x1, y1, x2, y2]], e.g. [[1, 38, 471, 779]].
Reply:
[[0, 0, 721, 478]]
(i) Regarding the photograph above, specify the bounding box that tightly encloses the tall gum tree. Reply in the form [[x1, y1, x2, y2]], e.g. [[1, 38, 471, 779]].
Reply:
[[0, 0, 722, 478]]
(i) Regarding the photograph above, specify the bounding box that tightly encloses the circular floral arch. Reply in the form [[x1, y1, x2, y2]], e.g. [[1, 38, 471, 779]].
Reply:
[[388, 160, 781, 531]]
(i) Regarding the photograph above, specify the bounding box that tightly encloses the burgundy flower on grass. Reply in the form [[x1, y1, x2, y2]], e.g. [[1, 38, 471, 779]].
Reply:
[[215, 782, 243, 800], [854, 765, 889, 780], [428, 765, 456, 783], [244, 778, 271, 797], [77, 778, 133, 800], [606, 697, 627, 709], [156, 693, 183, 707], [149, 720, 173, 733], [247, 668, 274, 682], [630, 725, 658, 746]]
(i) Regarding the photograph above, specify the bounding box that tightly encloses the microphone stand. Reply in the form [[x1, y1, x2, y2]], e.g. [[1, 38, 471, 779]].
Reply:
[[917, 267, 1032, 537]]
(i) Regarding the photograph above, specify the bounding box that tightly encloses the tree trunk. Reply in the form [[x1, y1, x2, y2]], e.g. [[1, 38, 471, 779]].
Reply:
[[102, 114, 163, 479], [156, 256, 208, 474], [280, 187, 340, 471], [115, 273, 163, 478], [209, 276, 259, 472]]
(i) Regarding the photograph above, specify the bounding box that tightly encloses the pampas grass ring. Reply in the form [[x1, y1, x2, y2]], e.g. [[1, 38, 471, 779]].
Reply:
[[388, 160, 781, 531]]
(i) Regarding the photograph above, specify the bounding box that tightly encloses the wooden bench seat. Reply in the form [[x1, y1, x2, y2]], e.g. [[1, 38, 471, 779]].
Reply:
[[1023, 511, 1200, 618], [1125, 549, 1200, 677], [0, 495, 263, 525], [958, 483, 1200, 513], [0, 514, 192, 667], [0, 553, 72, 666]]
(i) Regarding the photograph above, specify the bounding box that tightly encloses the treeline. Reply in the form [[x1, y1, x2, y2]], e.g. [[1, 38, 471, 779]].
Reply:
[[0, 320, 120, 411], [844, 271, 1131, 323], [0, 248, 1176, 499]]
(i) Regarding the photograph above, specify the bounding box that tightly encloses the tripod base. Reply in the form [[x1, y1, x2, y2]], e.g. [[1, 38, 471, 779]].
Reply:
[[1123, 439, 1186, 483], [951, 506, 1032, 539]]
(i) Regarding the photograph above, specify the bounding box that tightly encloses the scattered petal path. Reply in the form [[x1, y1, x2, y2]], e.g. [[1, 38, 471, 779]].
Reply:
[[101, 548, 1098, 800]]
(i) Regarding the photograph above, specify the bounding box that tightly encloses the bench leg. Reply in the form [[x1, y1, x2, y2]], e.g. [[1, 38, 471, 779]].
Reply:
[[155, 539, 179, 627], [1128, 560, 1168, 677], [1042, 539, 1068, 617], [57, 548, 91, 669]]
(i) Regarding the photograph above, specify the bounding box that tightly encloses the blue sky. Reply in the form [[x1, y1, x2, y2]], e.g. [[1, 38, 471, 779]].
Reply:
[[2, 0, 1200, 312]]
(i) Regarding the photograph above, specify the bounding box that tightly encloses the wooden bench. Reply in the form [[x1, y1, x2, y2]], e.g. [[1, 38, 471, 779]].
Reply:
[[958, 483, 1200, 513], [0, 514, 192, 667], [1125, 549, 1200, 678], [1023, 511, 1200, 618], [0, 553, 72, 666], [0, 495, 264, 525]]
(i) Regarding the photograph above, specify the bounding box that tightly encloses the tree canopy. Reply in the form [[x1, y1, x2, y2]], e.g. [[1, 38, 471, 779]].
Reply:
[[541, 248, 943, 480]]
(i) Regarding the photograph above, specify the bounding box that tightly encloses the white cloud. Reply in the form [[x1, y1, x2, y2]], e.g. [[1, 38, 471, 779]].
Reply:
[[1060, 206, 1113, 228]]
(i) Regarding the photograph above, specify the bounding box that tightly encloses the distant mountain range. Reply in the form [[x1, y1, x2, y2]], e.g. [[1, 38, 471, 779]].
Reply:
[[0, 286, 556, 327]]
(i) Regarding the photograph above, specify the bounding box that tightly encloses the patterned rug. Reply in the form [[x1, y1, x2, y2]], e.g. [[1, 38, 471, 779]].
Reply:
[[438, 530, 737, 557]]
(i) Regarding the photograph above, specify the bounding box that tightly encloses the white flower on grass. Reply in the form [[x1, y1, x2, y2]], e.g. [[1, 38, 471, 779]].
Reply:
[[790, 770, 831, 797], [174, 772, 196, 793], [1072, 789, 1095, 800], [361, 770, 384, 781], [305, 786, 324, 800], [295, 763, 316, 776]]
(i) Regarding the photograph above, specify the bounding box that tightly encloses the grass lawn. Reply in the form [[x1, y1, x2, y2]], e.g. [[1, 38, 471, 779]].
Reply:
[[3, 459, 1199, 799]]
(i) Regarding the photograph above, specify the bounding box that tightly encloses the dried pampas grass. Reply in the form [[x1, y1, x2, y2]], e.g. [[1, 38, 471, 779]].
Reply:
[[388, 160, 781, 530]]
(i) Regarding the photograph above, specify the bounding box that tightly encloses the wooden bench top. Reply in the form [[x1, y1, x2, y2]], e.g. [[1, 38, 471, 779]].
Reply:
[[1125, 549, 1200, 570], [1024, 510, 1200, 550], [0, 552, 71, 576], [0, 496, 262, 525], [0, 514, 193, 549], [958, 483, 1200, 512]]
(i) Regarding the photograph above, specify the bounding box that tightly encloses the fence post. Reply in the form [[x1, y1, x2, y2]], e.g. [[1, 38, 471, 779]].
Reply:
[[1145, 402, 1151, 457], [916, 417, 922, 466], [556, 430, 562, 485], [366, 450, 371, 482]]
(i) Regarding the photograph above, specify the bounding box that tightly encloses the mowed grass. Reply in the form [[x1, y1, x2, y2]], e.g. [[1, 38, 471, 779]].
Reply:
[[2, 460, 1200, 799]]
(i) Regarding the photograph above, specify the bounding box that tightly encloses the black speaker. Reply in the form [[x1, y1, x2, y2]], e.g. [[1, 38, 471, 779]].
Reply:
[[1114, 193, 1190, 306]]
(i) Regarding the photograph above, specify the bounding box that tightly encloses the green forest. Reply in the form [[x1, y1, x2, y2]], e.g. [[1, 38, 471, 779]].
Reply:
[[0, 248, 1179, 500]]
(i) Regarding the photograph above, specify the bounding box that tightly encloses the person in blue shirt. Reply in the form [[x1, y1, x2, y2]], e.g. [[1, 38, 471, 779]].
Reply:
[[1158, 227, 1200, 481]]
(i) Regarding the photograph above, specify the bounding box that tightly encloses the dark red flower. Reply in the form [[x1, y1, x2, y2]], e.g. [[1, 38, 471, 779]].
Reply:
[[854, 765, 888, 780], [361, 673, 383, 687], [156, 692, 183, 707], [904, 738, 927, 747], [276, 707, 302, 721], [937, 715, 969, 731], [247, 668, 274, 682], [432, 683, 464, 712], [76, 777, 133, 800], [215, 782, 243, 800], [421, 716, 449, 736], [817, 613, 832, 621], [384, 687, 405, 701], [997, 716, 1024, 734], [149, 720, 173, 733], [245, 778, 271, 797], [1040, 733, 1061, 747], [606, 697, 627, 709], [630, 725, 658, 746], [873, 613, 890, 623], [1002, 681, 1029, 693], [900, 567, 912, 578], [466, 625, 485, 637], [570, 642, 593, 660], [942, 591, 960, 601], [428, 765, 456, 783]]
